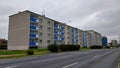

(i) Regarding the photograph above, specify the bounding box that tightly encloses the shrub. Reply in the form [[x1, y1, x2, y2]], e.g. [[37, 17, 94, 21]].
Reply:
[[48, 44, 58, 52], [90, 45, 103, 49], [29, 46, 38, 49], [27, 50, 34, 55], [68, 45, 75, 51], [48, 44, 80, 52], [59, 44, 80, 51], [75, 45, 80, 50], [59, 45, 66, 51], [106, 46, 110, 49], [0, 44, 7, 50], [117, 44, 120, 48]]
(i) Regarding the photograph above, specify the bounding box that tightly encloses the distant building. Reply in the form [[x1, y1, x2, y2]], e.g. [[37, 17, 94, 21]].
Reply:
[[0, 39, 7, 49], [111, 40, 117, 46], [87, 30, 102, 46], [0, 39, 7, 45], [102, 36, 108, 46], [81, 31, 87, 47], [86, 31, 92, 47]]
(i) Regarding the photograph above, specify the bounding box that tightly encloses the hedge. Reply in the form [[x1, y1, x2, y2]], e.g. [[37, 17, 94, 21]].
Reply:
[[47, 44, 59, 52], [48, 44, 80, 52], [105, 46, 110, 49], [26, 50, 34, 55], [90, 45, 103, 49], [0, 45, 7, 49]]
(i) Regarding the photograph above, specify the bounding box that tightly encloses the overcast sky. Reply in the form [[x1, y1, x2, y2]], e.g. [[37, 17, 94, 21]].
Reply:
[[0, 0, 120, 42]]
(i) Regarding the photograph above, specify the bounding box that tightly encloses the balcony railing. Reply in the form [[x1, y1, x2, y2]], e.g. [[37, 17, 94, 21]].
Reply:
[[54, 36, 58, 40], [30, 17, 37, 22], [60, 27, 64, 30], [61, 37, 64, 40], [54, 25, 58, 28], [61, 32, 64, 35], [30, 25, 37, 30], [29, 34, 37, 38], [29, 42, 37, 46]]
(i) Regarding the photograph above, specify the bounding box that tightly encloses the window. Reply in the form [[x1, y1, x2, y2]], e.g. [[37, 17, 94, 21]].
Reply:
[[67, 32, 69, 34], [47, 40, 50, 43], [48, 27, 50, 31], [67, 27, 69, 30], [67, 37, 69, 39], [67, 41, 69, 44], [48, 34, 50, 38], [39, 18, 42, 23], [39, 32, 42, 36], [47, 21, 50, 25], [30, 38, 34, 42], [39, 39, 42, 43], [39, 25, 42, 30]]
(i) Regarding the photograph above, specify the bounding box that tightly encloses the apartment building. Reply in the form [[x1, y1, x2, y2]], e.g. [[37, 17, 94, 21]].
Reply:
[[64, 25, 72, 44], [78, 29, 83, 45], [81, 31, 87, 47], [8, 10, 69, 50], [54, 21, 65, 45], [87, 30, 102, 46], [86, 31, 92, 47], [0, 39, 7, 45], [102, 36, 108, 46], [8, 10, 102, 50], [8, 11, 55, 50], [111, 40, 117, 46]]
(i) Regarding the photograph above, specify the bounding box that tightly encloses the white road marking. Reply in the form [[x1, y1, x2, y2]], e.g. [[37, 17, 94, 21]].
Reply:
[[83, 52, 89, 53], [94, 55, 99, 58], [33, 59, 49, 63], [105, 52, 108, 54], [62, 62, 78, 68], [5, 65, 17, 68]]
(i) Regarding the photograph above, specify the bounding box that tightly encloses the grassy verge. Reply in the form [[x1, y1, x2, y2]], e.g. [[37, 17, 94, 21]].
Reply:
[[0, 48, 49, 59], [118, 63, 120, 68], [0, 47, 93, 59]]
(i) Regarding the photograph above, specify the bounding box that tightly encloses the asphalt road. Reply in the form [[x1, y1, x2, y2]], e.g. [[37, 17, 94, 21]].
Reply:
[[0, 48, 120, 68]]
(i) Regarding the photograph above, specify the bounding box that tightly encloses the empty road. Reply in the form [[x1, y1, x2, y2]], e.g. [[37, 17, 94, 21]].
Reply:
[[0, 48, 120, 68]]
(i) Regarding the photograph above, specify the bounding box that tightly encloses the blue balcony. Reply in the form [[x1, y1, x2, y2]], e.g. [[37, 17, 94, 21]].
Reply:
[[61, 27, 64, 30], [29, 42, 36, 46], [54, 36, 58, 40], [29, 34, 36, 38], [72, 39, 74, 42], [61, 37, 64, 40], [72, 35, 74, 38], [54, 31, 58, 34], [54, 25, 58, 28], [76, 40, 78, 42], [30, 25, 36, 30], [76, 36, 78, 38], [59, 26, 64, 30], [71, 30, 74, 32], [30, 17, 37, 22], [61, 32, 64, 35]]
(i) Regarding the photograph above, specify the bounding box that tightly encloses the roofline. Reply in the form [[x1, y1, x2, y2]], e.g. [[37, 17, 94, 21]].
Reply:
[[9, 10, 102, 35]]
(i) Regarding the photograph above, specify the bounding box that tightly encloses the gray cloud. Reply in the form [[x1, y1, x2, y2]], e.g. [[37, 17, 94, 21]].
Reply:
[[0, 0, 120, 42], [82, 8, 120, 35]]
